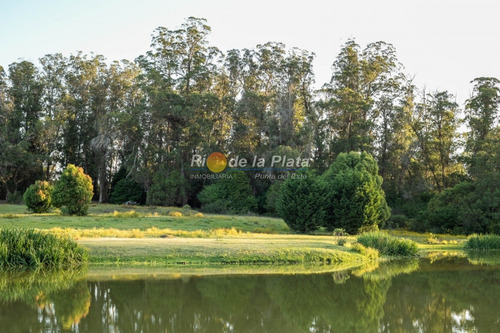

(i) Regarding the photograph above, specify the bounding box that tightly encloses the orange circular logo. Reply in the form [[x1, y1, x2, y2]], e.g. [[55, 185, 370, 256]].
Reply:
[[206, 152, 227, 173]]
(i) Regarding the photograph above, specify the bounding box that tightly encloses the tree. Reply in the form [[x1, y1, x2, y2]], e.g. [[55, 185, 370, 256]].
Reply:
[[198, 171, 257, 214], [411, 91, 460, 192], [465, 77, 500, 178], [321, 152, 390, 234], [318, 40, 401, 163], [277, 172, 324, 233], [52, 164, 93, 215], [23, 180, 53, 213], [0, 61, 44, 198], [148, 169, 187, 206], [109, 179, 146, 205], [426, 174, 500, 235]]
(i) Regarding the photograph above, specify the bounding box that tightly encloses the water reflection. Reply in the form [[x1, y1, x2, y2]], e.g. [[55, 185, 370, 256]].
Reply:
[[1, 258, 500, 332], [0, 269, 89, 332]]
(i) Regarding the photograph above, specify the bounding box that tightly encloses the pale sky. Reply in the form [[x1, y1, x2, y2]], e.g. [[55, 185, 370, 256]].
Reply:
[[1, 0, 499, 105]]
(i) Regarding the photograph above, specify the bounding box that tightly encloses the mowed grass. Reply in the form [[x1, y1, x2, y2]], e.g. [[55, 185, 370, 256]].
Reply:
[[80, 234, 367, 265], [0, 203, 476, 267], [0, 204, 289, 234], [2, 203, 369, 266]]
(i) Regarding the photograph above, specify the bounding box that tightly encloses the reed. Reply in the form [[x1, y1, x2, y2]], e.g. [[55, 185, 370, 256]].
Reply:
[[0, 228, 87, 269]]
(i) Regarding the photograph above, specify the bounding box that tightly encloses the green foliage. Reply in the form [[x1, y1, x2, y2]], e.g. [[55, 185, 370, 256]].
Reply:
[[148, 170, 187, 206], [52, 164, 94, 216], [321, 152, 390, 234], [351, 243, 379, 260], [0, 228, 87, 269], [109, 178, 146, 204], [264, 181, 282, 216], [198, 170, 257, 214], [427, 175, 500, 234], [357, 232, 418, 256], [277, 172, 324, 233], [386, 214, 409, 229], [333, 228, 348, 236], [465, 235, 500, 251], [6, 191, 23, 204], [23, 180, 52, 213], [465, 77, 500, 175]]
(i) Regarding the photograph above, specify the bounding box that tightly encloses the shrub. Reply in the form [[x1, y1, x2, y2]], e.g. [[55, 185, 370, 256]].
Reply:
[[357, 232, 418, 257], [351, 243, 379, 260], [168, 211, 183, 217], [6, 191, 23, 204], [198, 170, 257, 214], [277, 171, 324, 233], [0, 228, 88, 269], [426, 176, 500, 234], [333, 228, 348, 236], [109, 178, 146, 205], [386, 214, 408, 229], [465, 234, 500, 250], [112, 210, 140, 218], [23, 181, 53, 213], [148, 170, 187, 206], [52, 164, 94, 216], [264, 182, 282, 215], [321, 152, 390, 234]]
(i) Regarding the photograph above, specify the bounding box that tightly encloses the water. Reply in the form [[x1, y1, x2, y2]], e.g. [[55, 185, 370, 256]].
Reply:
[[1, 257, 500, 332]]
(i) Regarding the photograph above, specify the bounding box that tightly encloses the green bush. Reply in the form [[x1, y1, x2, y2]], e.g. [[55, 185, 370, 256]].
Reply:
[[0, 228, 88, 269], [277, 171, 324, 233], [465, 234, 500, 251], [23, 180, 53, 213], [198, 170, 257, 214], [357, 232, 418, 257], [426, 175, 500, 234], [109, 178, 146, 204], [6, 191, 23, 204], [148, 169, 187, 206], [52, 164, 94, 216], [336, 238, 347, 246], [386, 214, 408, 229], [351, 243, 379, 260], [321, 152, 390, 234], [264, 181, 282, 216]]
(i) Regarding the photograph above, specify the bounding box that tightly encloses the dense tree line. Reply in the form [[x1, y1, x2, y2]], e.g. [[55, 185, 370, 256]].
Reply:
[[1, 17, 499, 233]]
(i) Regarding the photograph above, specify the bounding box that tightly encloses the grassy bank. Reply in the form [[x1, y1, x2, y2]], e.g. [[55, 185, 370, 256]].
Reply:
[[0, 204, 289, 234], [0, 228, 87, 269], [0, 203, 478, 268], [80, 235, 367, 266]]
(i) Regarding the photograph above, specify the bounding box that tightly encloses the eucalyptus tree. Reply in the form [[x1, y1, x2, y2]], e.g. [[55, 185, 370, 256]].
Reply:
[[410, 90, 460, 192], [137, 17, 223, 204], [465, 77, 500, 178], [0, 61, 44, 196], [374, 79, 413, 199], [38, 53, 68, 180], [319, 40, 401, 165]]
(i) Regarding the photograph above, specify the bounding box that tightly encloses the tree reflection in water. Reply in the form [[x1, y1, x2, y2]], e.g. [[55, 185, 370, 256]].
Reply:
[[1, 258, 500, 332]]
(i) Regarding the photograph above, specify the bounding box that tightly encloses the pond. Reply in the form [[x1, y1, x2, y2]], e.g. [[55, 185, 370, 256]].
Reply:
[[1, 257, 499, 332]]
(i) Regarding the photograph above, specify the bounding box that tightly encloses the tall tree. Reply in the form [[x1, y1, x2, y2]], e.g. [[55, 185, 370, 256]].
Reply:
[[0, 61, 44, 196], [465, 77, 500, 178], [319, 40, 401, 166]]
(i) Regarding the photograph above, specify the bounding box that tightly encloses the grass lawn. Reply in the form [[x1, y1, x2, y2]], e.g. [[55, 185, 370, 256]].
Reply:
[[81, 235, 366, 265], [0, 203, 289, 234], [0, 203, 472, 268]]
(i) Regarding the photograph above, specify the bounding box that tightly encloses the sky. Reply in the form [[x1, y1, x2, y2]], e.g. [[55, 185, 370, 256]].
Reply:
[[1, 0, 499, 105]]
